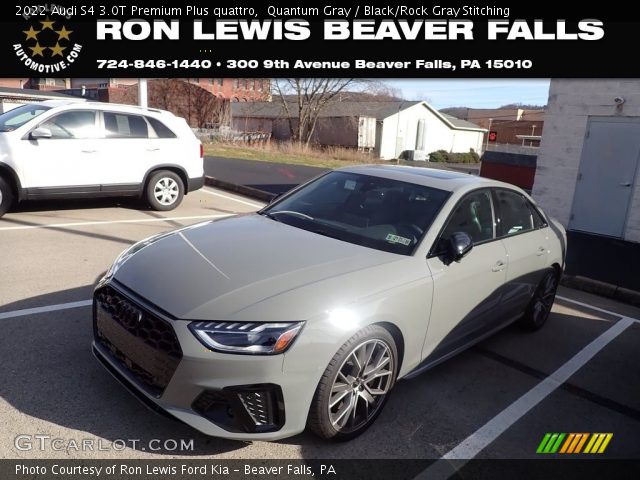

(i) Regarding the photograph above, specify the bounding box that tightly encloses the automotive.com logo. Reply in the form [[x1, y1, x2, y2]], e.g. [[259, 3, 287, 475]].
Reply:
[[13, 16, 82, 73], [536, 432, 613, 454]]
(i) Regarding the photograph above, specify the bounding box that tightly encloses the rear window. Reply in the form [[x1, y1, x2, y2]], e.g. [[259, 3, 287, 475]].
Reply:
[[104, 112, 148, 138], [146, 117, 176, 138]]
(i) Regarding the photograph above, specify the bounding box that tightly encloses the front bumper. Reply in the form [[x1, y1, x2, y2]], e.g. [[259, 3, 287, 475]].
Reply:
[[92, 282, 311, 441]]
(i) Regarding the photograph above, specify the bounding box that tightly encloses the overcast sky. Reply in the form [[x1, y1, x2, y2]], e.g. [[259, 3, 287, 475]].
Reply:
[[385, 79, 551, 109]]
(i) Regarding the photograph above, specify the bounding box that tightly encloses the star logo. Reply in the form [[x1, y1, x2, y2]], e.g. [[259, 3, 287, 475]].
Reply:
[[29, 42, 45, 57], [14, 16, 83, 72], [23, 26, 40, 41], [55, 26, 72, 41], [48, 43, 67, 57], [40, 18, 55, 30]]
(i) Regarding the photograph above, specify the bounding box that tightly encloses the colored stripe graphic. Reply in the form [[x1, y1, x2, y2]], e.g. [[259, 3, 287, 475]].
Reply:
[[538, 433, 613, 454]]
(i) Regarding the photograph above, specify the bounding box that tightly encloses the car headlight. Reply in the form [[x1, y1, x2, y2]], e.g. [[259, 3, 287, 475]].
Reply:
[[189, 321, 304, 355]]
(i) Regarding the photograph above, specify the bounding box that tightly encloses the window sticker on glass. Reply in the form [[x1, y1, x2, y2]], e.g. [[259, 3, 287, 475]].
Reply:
[[344, 180, 357, 190], [386, 233, 412, 246]]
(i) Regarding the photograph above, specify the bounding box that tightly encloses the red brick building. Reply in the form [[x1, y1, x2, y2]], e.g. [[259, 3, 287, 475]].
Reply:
[[0, 78, 271, 101]]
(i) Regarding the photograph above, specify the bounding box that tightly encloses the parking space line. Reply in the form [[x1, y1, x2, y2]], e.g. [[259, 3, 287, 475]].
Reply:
[[0, 214, 231, 231], [416, 316, 634, 479], [0, 300, 92, 320], [200, 188, 265, 209], [557, 295, 640, 323]]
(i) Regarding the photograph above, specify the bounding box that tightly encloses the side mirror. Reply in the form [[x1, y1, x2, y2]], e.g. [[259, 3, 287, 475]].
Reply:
[[447, 232, 473, 263], [30, 127, 52, 140]]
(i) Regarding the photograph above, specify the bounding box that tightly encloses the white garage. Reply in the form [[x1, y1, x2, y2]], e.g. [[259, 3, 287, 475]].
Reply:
[[376, 101, 486, 160]]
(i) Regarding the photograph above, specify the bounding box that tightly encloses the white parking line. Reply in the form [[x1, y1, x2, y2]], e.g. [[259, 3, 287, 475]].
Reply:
[[557, 295, 640, 323], [201, 187, 265, 209], [0, 214, 231, 231], [0, 300, 92, 320], [416, 315, 635, 479]]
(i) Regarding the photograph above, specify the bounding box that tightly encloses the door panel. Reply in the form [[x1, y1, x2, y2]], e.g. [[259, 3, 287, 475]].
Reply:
[[99, 111, 153, 185], [570, 117, 640, 237], [423, 188, 507, 363], [425, 241, 508, 362], [494, 189, 549, 318], [21, 110, 102, 188]]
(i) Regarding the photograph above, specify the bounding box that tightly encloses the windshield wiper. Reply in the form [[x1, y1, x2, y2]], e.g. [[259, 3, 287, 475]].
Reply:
[[266, 210, 315, 220]]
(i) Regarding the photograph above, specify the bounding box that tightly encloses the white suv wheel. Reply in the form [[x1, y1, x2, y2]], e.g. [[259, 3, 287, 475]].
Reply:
[[146, 171, 184, 211]]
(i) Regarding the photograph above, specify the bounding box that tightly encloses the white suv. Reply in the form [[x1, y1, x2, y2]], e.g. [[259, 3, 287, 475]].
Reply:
[[0, 100, 204, 217]]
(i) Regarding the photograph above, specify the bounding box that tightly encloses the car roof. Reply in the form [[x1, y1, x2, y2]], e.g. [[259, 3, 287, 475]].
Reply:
[[39, 99, 173, 116], [336, 164, 523, 194]]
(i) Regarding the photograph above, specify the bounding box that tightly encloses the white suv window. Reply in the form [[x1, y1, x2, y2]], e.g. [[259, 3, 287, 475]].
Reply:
[[40, 111, 97, 139], [104, 112, 148, 138]]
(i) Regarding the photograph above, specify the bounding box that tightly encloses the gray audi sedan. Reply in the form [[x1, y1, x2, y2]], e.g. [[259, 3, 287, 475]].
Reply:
[[93, 165, 566, 441]]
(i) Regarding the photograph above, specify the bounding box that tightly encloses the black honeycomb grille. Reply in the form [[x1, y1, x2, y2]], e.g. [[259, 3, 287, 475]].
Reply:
[[94, 285, 182, 396]]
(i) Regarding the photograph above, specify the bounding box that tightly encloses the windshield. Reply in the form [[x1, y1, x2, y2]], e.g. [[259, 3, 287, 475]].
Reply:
[[261, 171, 450, 255], [0, 104, 51, 132]]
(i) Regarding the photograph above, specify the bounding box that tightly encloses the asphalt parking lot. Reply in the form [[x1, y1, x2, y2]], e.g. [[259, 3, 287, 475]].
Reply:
[[1, 187, 639, 463]]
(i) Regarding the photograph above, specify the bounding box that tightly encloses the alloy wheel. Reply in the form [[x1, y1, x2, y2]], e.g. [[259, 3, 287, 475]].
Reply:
[[328, 339, 394, 433], [532, 272, 558, 324], [154, 177, 179, 206]]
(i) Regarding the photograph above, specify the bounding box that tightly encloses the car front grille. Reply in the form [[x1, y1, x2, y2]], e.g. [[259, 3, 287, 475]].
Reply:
[[94, 285, 182, 397]]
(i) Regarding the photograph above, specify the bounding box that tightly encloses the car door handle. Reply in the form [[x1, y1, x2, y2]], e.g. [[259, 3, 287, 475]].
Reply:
[[81, 149, 97, 153], [620, 182, 632, 187], [146, 147, 160, 152], [536, 246, 547, 256], [491, 260, 506, 272]]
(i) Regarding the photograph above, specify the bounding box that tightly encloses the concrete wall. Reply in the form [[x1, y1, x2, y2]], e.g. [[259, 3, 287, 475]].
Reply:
[[379, 103, 484, 160], [532, 79, 640, 243]]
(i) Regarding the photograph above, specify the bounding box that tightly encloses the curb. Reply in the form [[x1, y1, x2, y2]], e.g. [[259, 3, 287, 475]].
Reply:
[[204, 176, 274, 202], [561, 275, 640, 308]]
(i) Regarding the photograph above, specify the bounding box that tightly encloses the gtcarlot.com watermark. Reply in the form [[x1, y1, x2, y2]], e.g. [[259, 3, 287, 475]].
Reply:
[[15, 434, 195, 453]]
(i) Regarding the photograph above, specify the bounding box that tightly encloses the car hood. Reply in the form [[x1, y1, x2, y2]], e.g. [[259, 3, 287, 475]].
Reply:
[[113, 214, 401, 320]]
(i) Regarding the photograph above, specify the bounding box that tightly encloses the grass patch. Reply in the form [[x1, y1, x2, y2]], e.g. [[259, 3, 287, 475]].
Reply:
[[203, 142, 480, 174], [204, 142, 384, 169]]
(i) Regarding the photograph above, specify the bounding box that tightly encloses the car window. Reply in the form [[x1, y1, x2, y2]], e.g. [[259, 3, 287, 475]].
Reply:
[[0, 104, 50, 132], [146, 117, 176, 138], [530, 202, 548, 229], [261, 171, 450, 255], [39, 111, 97, 139], [440, 190, 495, 245], [104, 112, 148, 138], [495, 189, 534, 236]]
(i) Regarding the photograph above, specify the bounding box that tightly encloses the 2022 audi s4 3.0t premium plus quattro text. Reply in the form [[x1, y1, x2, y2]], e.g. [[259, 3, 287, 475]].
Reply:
[[92, 165, 566, 441]]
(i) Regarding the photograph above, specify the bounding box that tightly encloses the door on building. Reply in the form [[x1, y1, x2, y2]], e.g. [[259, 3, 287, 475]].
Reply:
[[570, 117, 640, 238]]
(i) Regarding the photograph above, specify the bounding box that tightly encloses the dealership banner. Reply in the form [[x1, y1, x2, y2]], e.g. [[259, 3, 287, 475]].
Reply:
[[4, 1, 639, 77], [4, 459, 640, 480]]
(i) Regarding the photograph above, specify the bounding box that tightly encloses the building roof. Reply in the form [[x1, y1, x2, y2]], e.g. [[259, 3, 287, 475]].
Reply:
[[232, 100, 485, 131], [441, 113, 486, 130], [232, 100, 422, 120], [0, 87, 77, 100]]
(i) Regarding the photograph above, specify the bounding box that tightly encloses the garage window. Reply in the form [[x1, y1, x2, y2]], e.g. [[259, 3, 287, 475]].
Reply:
[[104, 112, 148, 138]]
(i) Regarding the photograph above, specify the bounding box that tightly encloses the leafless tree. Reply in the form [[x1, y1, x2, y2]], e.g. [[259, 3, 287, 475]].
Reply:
[[273, 78, 376, 147]]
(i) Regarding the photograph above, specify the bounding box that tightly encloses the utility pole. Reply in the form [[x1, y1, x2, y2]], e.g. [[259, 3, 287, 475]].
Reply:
[[138, 78, 148, 107], [485, 117, 493, 153]]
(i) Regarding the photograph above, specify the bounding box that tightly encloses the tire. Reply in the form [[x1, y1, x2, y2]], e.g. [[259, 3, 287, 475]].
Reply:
[[308, 325, 398, 441], [146, 171, 184, 211], [519, 269, 559, 330], [0, 176, 15, 217]]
